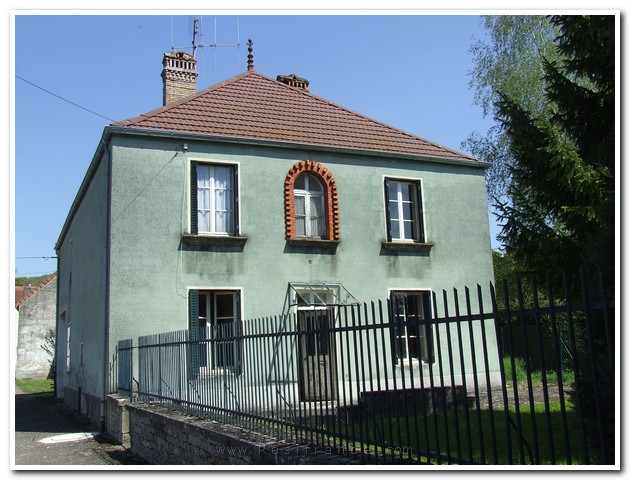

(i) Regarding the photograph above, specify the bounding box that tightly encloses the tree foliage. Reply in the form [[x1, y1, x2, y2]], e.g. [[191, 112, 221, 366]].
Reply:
[[495, 15, 615, 278], [494, 16, 616, 462], [465, 16, 560, 201]]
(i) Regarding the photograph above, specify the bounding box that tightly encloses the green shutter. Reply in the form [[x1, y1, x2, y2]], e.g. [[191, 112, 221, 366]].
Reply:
[[233, 292, 242, 375], [190, 161, 198, 235], [233, 165, 239, 236], [384, 178, 392, 242], [188, 289, 200, 380], [415, 180, 425, 243]]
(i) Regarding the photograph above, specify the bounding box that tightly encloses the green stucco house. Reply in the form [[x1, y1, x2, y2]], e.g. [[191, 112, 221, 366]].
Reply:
[[55, 49, 498, 425]]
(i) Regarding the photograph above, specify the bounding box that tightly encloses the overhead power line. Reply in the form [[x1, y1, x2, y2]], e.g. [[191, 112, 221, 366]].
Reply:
[[16, 74, 117, 123]]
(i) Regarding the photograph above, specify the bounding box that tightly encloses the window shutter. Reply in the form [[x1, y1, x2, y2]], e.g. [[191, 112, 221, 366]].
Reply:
[[384, 178, 392, 242], [233, 291, 242, 375], [190, 161, 198, 235], [233, 165, 239, 236], [416, 180, 425, 243], [188, 289, 201, 380], [387, 295, 398, 365]]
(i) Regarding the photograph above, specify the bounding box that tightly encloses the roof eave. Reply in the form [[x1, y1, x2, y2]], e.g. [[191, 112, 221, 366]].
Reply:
[[105, 125, 490, 169]]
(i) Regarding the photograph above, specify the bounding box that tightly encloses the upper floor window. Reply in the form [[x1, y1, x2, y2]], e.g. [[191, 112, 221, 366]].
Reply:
[[190, 161, 239, 236], [294, 174, 325, 238], [284, 160, 340, 243], [384, 178, 425, 243]]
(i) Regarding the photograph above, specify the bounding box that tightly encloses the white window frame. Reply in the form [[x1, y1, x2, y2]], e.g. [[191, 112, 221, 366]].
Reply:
[[384, 176, 426, 243], [388, 288, 433, 365], [294, 174, 325, 238], [189, 159, 240, 236]]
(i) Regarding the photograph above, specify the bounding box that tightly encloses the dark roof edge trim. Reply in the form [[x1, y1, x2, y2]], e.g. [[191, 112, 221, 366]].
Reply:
[[105, 126, 491, 169]]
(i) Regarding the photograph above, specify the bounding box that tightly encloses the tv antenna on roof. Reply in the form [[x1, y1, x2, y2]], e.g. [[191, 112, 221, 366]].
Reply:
[[171, 16, 240, 76]]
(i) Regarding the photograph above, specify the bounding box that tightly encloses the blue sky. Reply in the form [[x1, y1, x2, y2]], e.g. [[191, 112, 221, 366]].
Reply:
[[13, 13, 503, 278]]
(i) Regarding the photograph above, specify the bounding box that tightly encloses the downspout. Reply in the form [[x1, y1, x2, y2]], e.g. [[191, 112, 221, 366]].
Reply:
[[102, 140, 113, 431]]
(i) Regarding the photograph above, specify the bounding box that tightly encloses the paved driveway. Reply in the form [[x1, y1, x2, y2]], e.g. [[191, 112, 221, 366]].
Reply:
[[13, 386, 147, 467]]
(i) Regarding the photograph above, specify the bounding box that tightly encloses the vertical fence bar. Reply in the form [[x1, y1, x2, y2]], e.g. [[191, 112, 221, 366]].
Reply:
[[516, 278, 539, 464], [453, 287, 474, 463], [362, 303, 377, 463], [387, 297, 406, 463], [545, 272, 572, 465], [245, 318, 256, 433], [579, 267, 608, 464], [563, 271, 588, 463], [443, 289, 463, 464], [503, 279, 526, 464], [422, 294, 438, 464], [531, 276, 555, 464], [598, 271, 615, 381], [477, 284, 498, 464], [465, 286, 485, 464], [350, 304, 368, 463], [490, 281, 513, 465], [399, 297, 429, 464], [369, 301, 385, 462], [378, 300, 395, 463], [335, 306, 350, 452], [432, 291, 452, 464]]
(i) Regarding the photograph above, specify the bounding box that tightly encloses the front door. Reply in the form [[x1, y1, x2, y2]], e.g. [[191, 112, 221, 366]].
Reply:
[[296, 293, 338, 401]]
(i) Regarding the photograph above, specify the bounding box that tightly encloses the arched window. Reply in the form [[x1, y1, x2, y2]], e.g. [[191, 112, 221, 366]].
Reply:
[[294, 173, 325, 238], [284, 160, 340, 242]]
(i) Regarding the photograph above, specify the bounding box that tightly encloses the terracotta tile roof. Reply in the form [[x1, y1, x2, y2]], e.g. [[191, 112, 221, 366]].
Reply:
[[113, 71, 480, 164], [15, 272, 57, 309]]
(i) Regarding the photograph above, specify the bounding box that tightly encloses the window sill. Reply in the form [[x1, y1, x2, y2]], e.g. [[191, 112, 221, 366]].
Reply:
[[182, 234, 248, 247], [381, 240, 434, 252], [287, 238, 340, 248]]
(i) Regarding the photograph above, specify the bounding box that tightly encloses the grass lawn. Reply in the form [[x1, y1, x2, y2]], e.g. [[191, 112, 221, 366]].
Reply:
[[327, 396, 600, 465], [15, 378, 54, 394]]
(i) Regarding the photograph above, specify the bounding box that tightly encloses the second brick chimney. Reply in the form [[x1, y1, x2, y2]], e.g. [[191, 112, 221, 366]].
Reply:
[[276, 74, 309, 92], [161, 51, 198, 106]]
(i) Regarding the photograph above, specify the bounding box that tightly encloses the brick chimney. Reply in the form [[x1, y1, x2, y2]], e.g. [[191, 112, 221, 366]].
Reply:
[[276, 74, 309, 92], [161, 51, 198, 106]]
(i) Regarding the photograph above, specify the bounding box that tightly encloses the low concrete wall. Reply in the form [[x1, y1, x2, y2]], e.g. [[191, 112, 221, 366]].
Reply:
[[126, 403, 364, 465]]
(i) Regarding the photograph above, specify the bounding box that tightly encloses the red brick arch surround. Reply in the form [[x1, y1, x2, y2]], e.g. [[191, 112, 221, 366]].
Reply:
[[284, 160, 340, 241]]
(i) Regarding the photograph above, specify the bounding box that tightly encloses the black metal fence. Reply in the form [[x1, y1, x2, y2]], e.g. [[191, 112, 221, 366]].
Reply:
[[113, 270, 615, 465]]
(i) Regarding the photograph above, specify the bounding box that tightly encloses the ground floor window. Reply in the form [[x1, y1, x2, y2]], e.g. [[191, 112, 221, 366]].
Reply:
[[188, 289, 241, 373], [390, 290, 433, 364]]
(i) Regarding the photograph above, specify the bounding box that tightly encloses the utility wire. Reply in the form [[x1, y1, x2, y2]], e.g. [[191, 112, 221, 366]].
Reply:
[[16, 256, 57, 259], [16, 74, 117, 123]]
